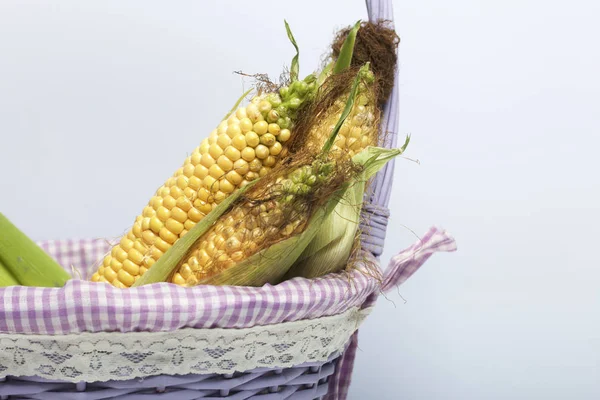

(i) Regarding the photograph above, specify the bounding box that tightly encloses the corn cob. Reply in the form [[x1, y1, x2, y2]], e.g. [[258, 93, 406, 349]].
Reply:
[[168, 159, 343, 285], [91, 24, 319, 287], [134, 65, 373, 287]]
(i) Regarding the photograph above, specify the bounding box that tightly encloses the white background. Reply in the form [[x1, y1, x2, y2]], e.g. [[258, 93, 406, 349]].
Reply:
[[1, 1, 598, 399]]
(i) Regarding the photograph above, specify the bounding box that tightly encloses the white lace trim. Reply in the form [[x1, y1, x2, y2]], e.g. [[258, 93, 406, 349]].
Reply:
[[0, 307, 371, 383]]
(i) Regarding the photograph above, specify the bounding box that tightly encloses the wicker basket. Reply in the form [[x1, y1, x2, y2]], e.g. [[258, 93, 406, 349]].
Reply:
[[0, 1, 457, 399]]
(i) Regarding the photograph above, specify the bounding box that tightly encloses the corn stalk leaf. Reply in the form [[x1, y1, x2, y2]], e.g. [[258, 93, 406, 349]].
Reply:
[[284, 20, 300, 82]]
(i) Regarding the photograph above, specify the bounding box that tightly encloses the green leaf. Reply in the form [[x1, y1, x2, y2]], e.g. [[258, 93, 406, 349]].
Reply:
[[284, 20, 300, 82], [333, 20, 361, 74]]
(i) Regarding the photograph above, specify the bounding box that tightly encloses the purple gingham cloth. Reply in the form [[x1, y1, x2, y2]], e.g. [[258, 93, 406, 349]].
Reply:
[[0, 226, 455, 335]]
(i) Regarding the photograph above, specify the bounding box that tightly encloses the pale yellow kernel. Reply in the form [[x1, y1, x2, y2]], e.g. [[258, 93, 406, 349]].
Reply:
[[188, 207, 204, 222], [214, 191, 227, 203], [191, 151, 202, 165], [132, 222, 142, 238], [214, 234, 226, 249], [120, 237, 134, 251], [209, 143, 223, 159], [339, 124, 350, 137], [142, 206, 155, 218], [197, 188, 210, 202], [209, 164, 225, 179], [196, 200, 212, 215], [158, 187, 170, 197], [184, 219, 195, 231], [233, 159, 249, 175], [142, 230, 156, 246], [165, 218, 184, 235], [249, 159, 262, 172], [154, 238, 171, 253], [112, 279, 127, 288], [227, 114, 240, 125], [225, 237, 242, 253], [279, 129, 291, 142], [263, 155, 276, 167], [246, 171, 259, 181], [110, 258, 123, 272], [156, 206, 171, 222], [231, 134, 247, 151], [226, 124, 241, 138], [246, 104, 262, 122], [159, 227, 178, 244], [245, 131, 260, 147], [350, 126, 362, 139], [347, 137, 358, 150], [170, 207, 188, 223], [253, 120, 268, 135], [241, 147, 255, 162], [226, 170, 243, 186], [176, 196, 193, 212], [335, 135, 347, 148], [163, 195, 177, 210], [165, 177, 176, 187], [224, 146, 241, 161], [217, 133, 232, 150], [134, 240, 147, 254], [128, 248, 144, 265], [123, 259, 140, 276], [149, 216, 163, 233], [239, 117, 253, 133], [174, 176, 187, 191], [172, 273, 186, 285], [169, 188, 183, 202], [183, 163, 195, 177], [240, 180, 250, 187], [201, 153, 216, 168], [127, 231, 136, 241], [269, 142, 282, 156], [103, 267, 117, 282], [216, 155, 233, 172], [258, 100, 272, 114], [231, 251, 245, 261], [209, 130, 219, 144], [102, 255, 111, 267], [197, 249, 210, 265], [217, 121, 228, 135], [199, 138, 210, 154], [204, 176, 219, 192], [194, 164, 209, 179], [115, 247, 129, 262], [188, 175, 202, 191], [180, 264, 194, 280], [117, 269, 135, 287], [220, 179, 235, 193], [255, 144, 269, 159], [260, 133, 276, 146], [268, 123, 281, 135], [235, 107, 248, 120], [140, 266, 149, 274], [150, 196, 163, 209]]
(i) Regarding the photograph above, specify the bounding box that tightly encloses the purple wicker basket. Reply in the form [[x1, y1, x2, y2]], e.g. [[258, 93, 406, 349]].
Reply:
[[0, 1, 457, 399]]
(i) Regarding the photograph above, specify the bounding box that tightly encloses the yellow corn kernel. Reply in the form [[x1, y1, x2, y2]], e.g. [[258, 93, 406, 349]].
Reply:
[[117, 269, 135, 287], [194, 164, 209, 179], [245, 131, 260, 147], [241, 147, 255, 162], [123, 259, 140, 276], [260, 133, 276, 146], [159, 227, 178, 244], [231, 134, 247, 151], [268, 123, 281, 135], [170, 207, 188, 223], [255, 144, 269, 159], [253, 121, 268, 135], [279, 129, 291, 142], [233, 159, 249, 175], [209, 164, 225, 179], [239, 117, 253, 133], [201, 153, 216, 168], [224, 146, 241, 162], [188, 207, 204, 222], [165, 218, 184, 235], [156, 206, 170, 222], [163, 195, 177, 210], [217, 155, 233, 172]]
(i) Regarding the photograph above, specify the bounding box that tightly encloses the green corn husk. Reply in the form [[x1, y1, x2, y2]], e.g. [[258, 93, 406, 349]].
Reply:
[[0, 212, 71, 287], [0, 257, 19, 286], [285, 139, 410, 280]]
